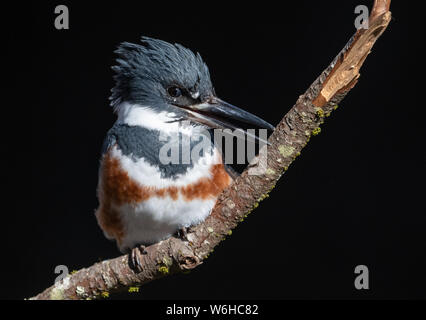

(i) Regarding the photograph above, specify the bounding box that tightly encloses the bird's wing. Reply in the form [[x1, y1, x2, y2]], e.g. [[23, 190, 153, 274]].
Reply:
[[101, 132, 117, 155]]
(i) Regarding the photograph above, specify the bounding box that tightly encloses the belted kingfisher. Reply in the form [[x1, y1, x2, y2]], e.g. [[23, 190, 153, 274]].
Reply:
[[95, 37, 273, 261]]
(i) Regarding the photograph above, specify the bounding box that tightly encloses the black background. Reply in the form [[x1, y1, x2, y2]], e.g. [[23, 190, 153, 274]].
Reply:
[[2, 1, 425, 300]]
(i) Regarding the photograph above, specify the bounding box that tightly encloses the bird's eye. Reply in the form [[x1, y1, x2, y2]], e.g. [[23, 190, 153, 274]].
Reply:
[[167, 86, 182, 98]]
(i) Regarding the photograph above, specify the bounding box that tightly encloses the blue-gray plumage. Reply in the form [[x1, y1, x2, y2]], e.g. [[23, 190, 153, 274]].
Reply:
[[104, 123, 213, 179], [109, 36, 273, 133], [110, 37, 213, 115]]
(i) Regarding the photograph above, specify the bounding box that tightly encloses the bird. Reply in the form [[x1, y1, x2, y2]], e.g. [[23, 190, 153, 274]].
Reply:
[[95, 37, 274, 269]]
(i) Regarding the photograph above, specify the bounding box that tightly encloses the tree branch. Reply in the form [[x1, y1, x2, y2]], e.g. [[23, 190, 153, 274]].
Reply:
[[30, 0, 392, 300]]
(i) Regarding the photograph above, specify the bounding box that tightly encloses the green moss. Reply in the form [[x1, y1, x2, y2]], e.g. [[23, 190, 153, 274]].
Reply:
[[128, 286, 140, 293], [158, 266, 169, 275], [258, 193, 270, 202], [265, 168, 275, 175], [101, 291, 109, 298], [158, 256, 173, 275], [227, 230, 233, 236], [162, 256, 173, 267], [316, 108, 325, 118], [312, 127, 321, 136], [278, 145, 295, 158], [50, 287, 64, 300]]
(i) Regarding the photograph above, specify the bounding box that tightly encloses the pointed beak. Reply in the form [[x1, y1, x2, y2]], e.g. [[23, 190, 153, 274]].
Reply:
[[182, 97, 274, 144]]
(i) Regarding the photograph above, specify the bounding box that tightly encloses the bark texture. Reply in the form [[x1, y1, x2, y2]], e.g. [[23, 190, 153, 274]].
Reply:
[[31, 0, 391, 300]]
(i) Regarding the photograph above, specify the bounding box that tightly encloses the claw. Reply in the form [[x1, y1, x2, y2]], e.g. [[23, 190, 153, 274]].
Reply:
[[129, 245, 147, 273], [176, 226, 188, 240]]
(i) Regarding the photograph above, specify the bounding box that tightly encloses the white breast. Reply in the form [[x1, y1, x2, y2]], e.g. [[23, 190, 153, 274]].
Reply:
[[111, 146, 222, 252], [117, 197, 216, 252], [110, 144, 218, 189]]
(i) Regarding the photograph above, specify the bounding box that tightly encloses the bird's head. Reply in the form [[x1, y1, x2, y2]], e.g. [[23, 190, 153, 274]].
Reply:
[[110, 37, 273, 136]]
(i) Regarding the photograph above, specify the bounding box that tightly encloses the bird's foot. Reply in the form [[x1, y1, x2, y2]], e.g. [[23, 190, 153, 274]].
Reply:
[[129, 245, 147, 273], [176, 226, 188, 241]]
